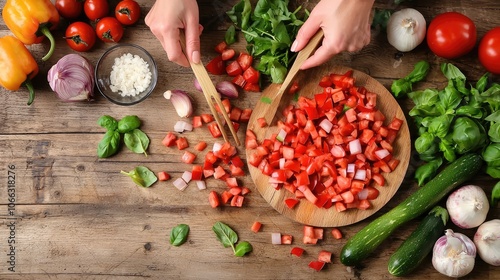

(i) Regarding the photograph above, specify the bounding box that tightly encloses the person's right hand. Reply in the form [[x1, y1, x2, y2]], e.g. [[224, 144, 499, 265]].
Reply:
[[291, 0, 374, 70], [145, 0, 202, 67]]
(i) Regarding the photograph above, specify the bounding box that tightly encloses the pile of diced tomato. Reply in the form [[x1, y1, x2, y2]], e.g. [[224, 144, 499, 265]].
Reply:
[[206, 41, 261, 92], [246, 70, 404, 212]]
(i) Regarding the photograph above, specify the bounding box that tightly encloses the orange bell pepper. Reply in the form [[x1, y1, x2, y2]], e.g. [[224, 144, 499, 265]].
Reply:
[[2, 0, 60, 61], [0, 36, 39, 105]]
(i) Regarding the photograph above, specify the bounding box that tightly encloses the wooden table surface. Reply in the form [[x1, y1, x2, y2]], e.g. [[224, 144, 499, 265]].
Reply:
[[0, 0, 499, 279]]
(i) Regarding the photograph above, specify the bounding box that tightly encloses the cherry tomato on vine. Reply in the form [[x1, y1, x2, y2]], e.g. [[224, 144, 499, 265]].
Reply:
[[65, 22, 96, 52], [478, 27, 500, 75], [95, 17, 124, 43], [426, 12, 477, 59], [115, 0, 141, 25], [55, 0, 84, 19], [84, 0, 109, 21]]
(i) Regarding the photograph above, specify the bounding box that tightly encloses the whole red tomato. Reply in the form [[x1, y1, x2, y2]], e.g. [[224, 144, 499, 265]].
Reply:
[[478, 27, 500, 74], [95, 17, 124, 43], [55, 0, 84, 19], [84, 0, 109, 21], [115, 0, 141, 25], [426, 12, 477, 59], [65, 22, 96, 52]]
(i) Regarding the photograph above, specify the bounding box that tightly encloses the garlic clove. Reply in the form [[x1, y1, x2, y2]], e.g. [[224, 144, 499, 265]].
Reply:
[[164, 89, 194, 118]]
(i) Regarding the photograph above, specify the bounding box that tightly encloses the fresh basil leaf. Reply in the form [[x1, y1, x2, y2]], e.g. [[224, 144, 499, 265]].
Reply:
[[212, 221, 238, 251], [485, 111, 500, 122], [486, 166, 500, 179], [97, 130, 121, 158], [451, 117, 488, 154], [234, 241, 253, 257], [488, 122, 500, 143], [491, 181, 500, 205], [408, 89, 439, 107], [439, 82, 463, 111], [121, 166, 157, 188], [225, 25, 236, 45], [118, 115, 141, 133], [456, 105, 485, 119], [97, 115, 118, 131], [124, 129, 150, 156], [428, 114, 453, 138], [415, 157, 443, 187], [415, 132, 435, 154], [269, 61, 287, 84], [483, 143, 500, 166], [170, 224, 190, 246]]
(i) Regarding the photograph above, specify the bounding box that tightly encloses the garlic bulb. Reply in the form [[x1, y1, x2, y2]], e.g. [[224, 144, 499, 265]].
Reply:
[[474, 219, 500, 266], [432, 229, 476, 278], [446, 185, 489, 229], [387, 8, 427, 52]]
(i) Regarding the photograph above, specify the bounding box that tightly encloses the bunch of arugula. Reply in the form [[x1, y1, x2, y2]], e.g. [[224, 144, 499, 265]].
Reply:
[[407, 63, 500, 185], [226, 0, 309, 84]]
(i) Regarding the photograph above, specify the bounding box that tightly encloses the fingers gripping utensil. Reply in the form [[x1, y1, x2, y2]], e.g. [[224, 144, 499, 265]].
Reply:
[[180, 32, 240, 146]]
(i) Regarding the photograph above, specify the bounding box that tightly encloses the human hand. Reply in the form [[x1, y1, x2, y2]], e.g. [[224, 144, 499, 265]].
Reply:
[[145, 0, 202, 67], [291, 0, 375, 70]]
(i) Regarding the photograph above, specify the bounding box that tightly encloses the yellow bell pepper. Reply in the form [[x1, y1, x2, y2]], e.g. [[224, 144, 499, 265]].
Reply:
[[2, 0, 60, 61], [0, 36, 39, 105]]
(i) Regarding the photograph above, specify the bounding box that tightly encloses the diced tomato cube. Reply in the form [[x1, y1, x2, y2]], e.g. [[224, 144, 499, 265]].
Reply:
[[289, 81, 300, 94], [331, 228, 343, 239], [318, 250, 332, 263], [284, 198, 299, 209], [181, 151, 196, 164], [209, 191, 220, 208], [207, 122, 222, 138], [257, 117, 268, 128], [240, 108, 252, 122], [214, 41, 227, 53], [357, 199, 371, 210], [243, 82, 260, 92], [243, 66, 260, 84], [251, 221, 262, 233], [158, 171, 171, 181], [230, 195, 244, 207], [226, 60, 242, 76], [176, 137, 188, 150], [221, 191, 233, 204], [191, 165, 203, 181], [206, 55, 225, 75], [237, 52, 253, 71], [162, 132, 178, 147], [192, 116, 203, 128], [308, 261, 325, 271], [281, 234, 293, 245], [290, 247, 305, 257], [221, 48, 236, 61], [194, 141, 207, 151], [232, 74, 247, 88]]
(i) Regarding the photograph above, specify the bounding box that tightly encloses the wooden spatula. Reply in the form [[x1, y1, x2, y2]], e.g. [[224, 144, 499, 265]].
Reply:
[[180, 32, 241, 146]]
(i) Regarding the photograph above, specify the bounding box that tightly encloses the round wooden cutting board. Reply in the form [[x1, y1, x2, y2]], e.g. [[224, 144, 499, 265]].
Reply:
[[246, 65, 411, 227]]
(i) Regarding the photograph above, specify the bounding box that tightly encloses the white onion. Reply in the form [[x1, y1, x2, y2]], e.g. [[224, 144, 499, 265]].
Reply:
[[181, 171, 192, 183], [276, 129, 287, 142], [174, 120, 193, 132], [195, 180, 207, 190], [474, 219, 500, 266], [375, 148, 390, 160], [387, 8, 426, 52], [354, 169, 367, 181], [347, 163, 355, 174], [319, 119, 333, 133], [173, 178, 188, 191], [271, 233, 282, 245], [348, 139, 362, 155], [446, 185, 489, 229]]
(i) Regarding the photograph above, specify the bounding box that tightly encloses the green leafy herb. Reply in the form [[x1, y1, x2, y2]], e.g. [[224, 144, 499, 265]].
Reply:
[[225, 25, 236, 45], [227, 0, 308, 83], [124, 129, 150, 156], [121, 166, 158, 188], [97, 130, 121, 158], [260, 97, 272, 104], [170, 224, 190, 246], [212, 221, 252, 256], [371, 8, 393, 31], [234, 241, 253, 257], [97, 115, 118, 131], [117, 115, 141, 133], [391, 60, 430, 98], [212, 221, 238, 250], [491, 181, 500, 206], [403, 63, 500, 182]]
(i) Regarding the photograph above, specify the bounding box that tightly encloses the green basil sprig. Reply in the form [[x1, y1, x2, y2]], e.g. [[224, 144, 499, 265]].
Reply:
[[212, 221, 252, 257], [120, 166, 158, 188], [97, 115, 150, 158], [170, 224, 190, 246]]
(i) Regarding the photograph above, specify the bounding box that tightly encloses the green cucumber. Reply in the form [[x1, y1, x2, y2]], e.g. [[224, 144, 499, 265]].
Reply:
[[387, 206, 449, 276], [340, 153, 482, 266]]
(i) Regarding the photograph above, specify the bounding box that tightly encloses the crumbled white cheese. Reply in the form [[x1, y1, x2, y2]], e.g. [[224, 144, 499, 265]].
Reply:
[[109, 52, 152, 97]]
